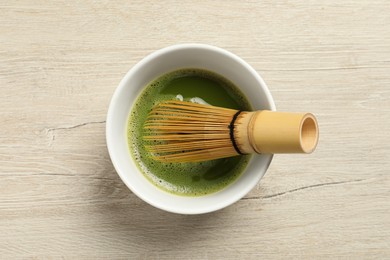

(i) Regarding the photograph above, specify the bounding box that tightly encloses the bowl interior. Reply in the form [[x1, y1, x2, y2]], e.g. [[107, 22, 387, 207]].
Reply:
[[106, 44, 275, 214]]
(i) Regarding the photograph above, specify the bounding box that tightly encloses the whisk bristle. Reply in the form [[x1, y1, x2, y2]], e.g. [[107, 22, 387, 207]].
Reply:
[[143, 100, 240, 162]]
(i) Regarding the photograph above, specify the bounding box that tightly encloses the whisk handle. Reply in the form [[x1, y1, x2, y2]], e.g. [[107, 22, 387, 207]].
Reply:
[[248, 110, 319, 154]]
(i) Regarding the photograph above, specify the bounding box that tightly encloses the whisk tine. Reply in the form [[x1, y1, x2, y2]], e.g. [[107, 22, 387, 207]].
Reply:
[[155, 104, 236, 115], [146, 140, 231, 153], [147, 114, 231, 123], [154, 147, 239, 163], [145, 125, 229, 131], [143, 133, 229, 140], [145, 121, 227, 126], [161, 100, 235, 111]]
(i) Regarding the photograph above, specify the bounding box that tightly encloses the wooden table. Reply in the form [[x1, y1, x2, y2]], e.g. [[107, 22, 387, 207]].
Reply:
[[1, 1, 389, 258]]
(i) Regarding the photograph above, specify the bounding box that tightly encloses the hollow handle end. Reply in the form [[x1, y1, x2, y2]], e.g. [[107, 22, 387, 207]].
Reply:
[[249, 111, 319, 154]]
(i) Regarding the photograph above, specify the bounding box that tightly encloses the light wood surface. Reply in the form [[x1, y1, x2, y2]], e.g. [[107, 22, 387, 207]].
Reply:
[[1, 0, 389, 258]]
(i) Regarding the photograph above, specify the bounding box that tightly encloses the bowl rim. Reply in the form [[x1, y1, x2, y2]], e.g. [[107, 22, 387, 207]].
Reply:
[[106, 43, 276, 214]]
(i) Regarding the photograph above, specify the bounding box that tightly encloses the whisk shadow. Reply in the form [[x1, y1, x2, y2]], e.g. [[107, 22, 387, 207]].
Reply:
[[94, 149, 232, 251]]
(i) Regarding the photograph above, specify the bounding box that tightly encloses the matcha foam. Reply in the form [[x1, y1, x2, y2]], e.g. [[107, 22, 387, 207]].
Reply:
[[127, 68, 252, 196]]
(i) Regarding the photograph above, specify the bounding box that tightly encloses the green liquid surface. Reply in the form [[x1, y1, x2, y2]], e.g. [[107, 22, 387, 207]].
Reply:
[[128, 69, 252, 196]]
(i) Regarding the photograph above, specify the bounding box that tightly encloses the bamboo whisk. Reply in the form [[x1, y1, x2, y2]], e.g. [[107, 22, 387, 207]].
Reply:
[[144, 100, 319, 163]]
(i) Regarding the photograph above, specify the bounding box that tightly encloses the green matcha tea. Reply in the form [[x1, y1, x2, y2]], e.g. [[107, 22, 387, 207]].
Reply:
[[127, 69, 252, 196]]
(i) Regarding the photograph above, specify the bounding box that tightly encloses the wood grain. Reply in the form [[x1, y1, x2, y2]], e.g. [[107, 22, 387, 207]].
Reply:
[[1, 0, 389, 258]]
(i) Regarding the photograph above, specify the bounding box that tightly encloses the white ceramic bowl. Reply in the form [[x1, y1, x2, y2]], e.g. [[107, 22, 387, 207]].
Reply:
[[106, 44, 275, 214]]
